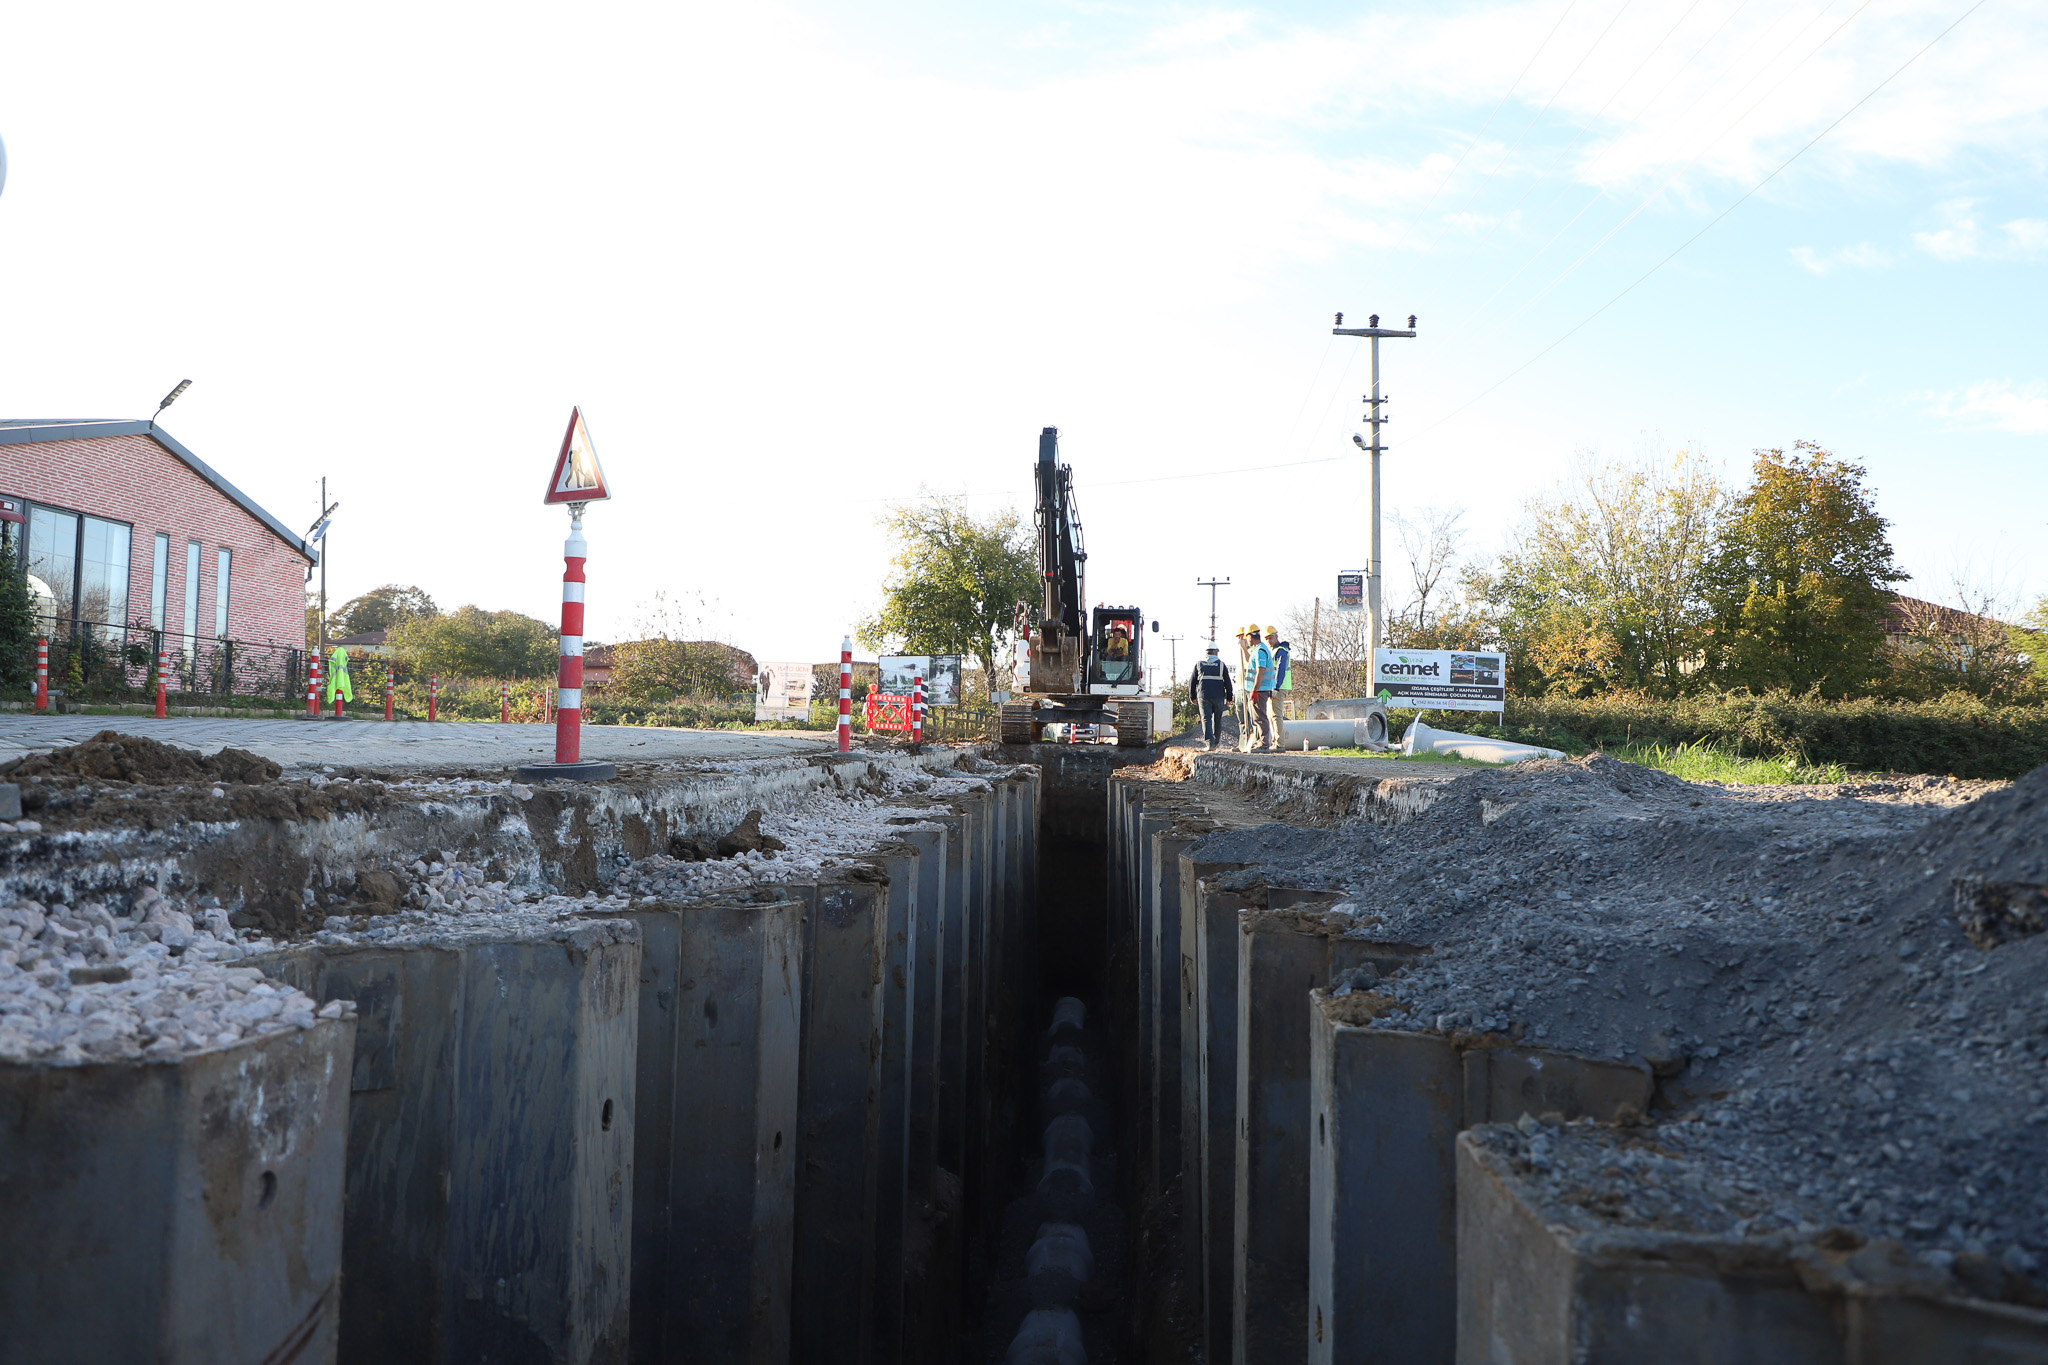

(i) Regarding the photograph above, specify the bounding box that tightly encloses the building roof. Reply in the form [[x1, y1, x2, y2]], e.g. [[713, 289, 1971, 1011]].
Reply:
[[332, 629, 389, 647], [1885, 594, 2008, 638], [0, 419, 318, 563]]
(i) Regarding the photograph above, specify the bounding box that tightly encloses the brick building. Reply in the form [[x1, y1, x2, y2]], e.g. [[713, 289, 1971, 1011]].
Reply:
[[0, 420, 315, 652]]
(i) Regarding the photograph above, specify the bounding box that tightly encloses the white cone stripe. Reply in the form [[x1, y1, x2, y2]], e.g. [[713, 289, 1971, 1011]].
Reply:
[[560, 636, 584, 656], [562, 582, 586, 603], [557, 688, 583, 709]]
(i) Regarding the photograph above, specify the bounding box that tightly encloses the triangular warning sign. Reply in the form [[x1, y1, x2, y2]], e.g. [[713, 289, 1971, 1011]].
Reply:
[[544, 407, 611, 505]]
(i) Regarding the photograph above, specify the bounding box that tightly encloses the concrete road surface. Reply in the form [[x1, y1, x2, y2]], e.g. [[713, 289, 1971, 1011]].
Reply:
[[0, 715, 835, 772]]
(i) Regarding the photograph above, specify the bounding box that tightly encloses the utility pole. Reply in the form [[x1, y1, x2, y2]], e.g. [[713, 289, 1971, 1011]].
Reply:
[[1165, 635, 1184, 684], [1333, 312, 1417, 673], [1196, 577, 1230, 646], [305, 481, 338, 654]]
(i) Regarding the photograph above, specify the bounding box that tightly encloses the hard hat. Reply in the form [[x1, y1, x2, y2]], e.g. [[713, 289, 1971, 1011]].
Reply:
[[1205, 644, 1220, 653], [1264, 625, 1279, 636]]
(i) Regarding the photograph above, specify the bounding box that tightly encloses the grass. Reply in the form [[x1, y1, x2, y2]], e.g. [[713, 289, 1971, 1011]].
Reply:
[[1293, 734, 1853, 784], [1604, 738, 1850, 785]]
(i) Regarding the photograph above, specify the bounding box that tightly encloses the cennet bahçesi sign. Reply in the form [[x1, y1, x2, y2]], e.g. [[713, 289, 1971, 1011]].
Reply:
[[1371, 648, 1506, 713]]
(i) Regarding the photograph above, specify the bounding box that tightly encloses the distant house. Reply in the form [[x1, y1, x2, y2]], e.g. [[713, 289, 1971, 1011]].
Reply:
[[1885, 595, 2008, 653], [0, 420, 316, 649], [330, 628, 392, 658]]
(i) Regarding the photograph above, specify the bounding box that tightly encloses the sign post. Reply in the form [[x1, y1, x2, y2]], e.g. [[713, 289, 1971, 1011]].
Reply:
[[517, 407, 617, 783]]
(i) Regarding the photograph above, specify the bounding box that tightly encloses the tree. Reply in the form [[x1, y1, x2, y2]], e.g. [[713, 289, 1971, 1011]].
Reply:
[[607, 638, 756, 701], [0, 531, 35, 693], [1704, 443, 1903, 697], [1388, 507, 1467, 639], [385, 606, 558, 678], [1475, 451, 1725, 696], [330, 584, 437, 637], [859, 496, 1039, 688]]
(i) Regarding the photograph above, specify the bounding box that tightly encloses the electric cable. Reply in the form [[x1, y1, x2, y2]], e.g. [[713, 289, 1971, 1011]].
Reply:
[[1402, 0, 1992, 454]]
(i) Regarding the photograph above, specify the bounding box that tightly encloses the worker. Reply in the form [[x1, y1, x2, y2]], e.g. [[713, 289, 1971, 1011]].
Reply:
[[1266, 626, 1292, 735], [1246, 626, 1276, 751], [1188, 644, 1234, 751], [325, 646, 354, 717], [1233, 625, 1256, 750]]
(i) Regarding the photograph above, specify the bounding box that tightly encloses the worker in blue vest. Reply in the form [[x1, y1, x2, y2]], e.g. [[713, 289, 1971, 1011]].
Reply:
[[1266, 625, 1292, 740], [1245, 625, 1276, 751], [1188, 645, 1234, 751]]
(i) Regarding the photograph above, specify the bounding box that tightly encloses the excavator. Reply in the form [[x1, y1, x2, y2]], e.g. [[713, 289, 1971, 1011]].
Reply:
[[999, 427, 1160, 747]]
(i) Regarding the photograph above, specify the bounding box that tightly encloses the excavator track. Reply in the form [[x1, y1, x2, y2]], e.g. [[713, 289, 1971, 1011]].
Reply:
[[999, 702, 1042, 746], [1113, 702, 1151, 749]]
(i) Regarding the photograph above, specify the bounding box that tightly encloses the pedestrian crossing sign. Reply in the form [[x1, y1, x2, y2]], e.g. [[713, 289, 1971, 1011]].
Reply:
[[544, 407, 610, 504]]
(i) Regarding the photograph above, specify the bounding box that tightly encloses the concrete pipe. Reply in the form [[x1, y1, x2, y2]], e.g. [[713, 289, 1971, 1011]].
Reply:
[[1401, 718, 1564, 764], [1275, 716, 1387, 752]]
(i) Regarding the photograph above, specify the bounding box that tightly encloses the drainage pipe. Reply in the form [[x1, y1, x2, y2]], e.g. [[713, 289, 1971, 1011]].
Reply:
[[1401, 718, 1563, 764]]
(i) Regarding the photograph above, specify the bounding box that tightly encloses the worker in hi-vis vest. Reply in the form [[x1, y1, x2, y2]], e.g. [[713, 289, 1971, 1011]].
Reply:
[[1188, 645, 1234, 752], [1267, 625, 1292, 730], [1244, 626, 1276, 751]]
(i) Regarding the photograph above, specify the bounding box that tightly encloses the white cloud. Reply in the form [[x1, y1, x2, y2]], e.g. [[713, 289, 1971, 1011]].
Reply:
[[1913, 201, 2048, 261], [1923, 382, 2048, 435], [1789, 242, 1893, 274]]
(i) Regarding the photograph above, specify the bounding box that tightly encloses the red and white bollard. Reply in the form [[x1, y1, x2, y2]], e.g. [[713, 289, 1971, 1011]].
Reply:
[[333, 682, 344, 719], [837, 637, 852, 753], [155, 647, 168, 718], [553, 507, 587, 763], [306, 652, 320, 716], [911, 672, 924, 743], [35, 637, 48, 712], [500, 680, 510, 723], [384, 673, 394, 722], [428, 674, 438, 722]]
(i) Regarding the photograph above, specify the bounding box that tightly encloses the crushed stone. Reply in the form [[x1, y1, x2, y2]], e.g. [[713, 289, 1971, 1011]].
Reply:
[[1186, 754, 2048, 1306]]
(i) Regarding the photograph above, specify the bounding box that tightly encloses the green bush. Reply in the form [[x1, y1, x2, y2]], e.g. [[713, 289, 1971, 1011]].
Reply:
[[1432, 690, 2048, 780]]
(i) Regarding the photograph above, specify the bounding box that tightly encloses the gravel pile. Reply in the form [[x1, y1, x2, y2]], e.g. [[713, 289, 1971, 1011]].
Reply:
[[0, 894, 339, 1064], [612, 766, 1015, 902], [1187, 755, 2048, 1306]]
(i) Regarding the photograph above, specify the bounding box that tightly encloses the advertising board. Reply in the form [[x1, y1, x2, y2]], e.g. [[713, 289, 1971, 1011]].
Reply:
[[878, 655, 963, 707], [1371, 648, 1506, 713], [1336, 572, 1364, 610], [753, 661, 815, 721]]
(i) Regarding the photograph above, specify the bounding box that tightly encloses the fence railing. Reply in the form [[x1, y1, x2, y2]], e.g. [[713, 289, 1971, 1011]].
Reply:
[[28, 619, 306, 706]]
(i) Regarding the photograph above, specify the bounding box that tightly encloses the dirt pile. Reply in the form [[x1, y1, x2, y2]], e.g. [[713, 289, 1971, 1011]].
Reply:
[[3, 730, 280, 785], [1189, 754, 2048, 1305]]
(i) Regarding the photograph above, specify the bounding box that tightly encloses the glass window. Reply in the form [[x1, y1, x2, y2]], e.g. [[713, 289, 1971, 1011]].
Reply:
[[183, 540, 201, 651], [78, 516, 131, 635], [151, 534, 169, 631], [24, 504, 78, 633], [215, 548, 232, 639]]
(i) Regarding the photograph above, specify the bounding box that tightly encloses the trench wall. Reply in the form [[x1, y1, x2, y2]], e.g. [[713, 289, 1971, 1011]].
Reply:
[[1104, 766, 2048, 1365], [5, 752, 1042, 1365]]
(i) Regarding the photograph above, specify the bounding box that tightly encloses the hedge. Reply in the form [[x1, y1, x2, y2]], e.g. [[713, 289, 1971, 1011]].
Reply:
[[1445, 691, 2048, 780]]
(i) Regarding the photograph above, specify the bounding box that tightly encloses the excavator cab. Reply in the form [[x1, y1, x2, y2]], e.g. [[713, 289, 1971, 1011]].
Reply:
[[1087, 607, 1144, 689]]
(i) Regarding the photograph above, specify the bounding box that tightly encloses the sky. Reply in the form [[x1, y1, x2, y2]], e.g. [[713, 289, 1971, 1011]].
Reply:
[[1, 0, 2042, 671]]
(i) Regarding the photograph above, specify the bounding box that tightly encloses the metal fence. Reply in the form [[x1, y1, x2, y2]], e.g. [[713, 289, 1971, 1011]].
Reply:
[[30, 619, 305, 706]]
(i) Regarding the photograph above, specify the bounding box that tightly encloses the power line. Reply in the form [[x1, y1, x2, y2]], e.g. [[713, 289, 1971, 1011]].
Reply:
[[1481, 0, 1878, 338], [1479, 0, 1643, 180], [1403, 0, 1991, 452], [1417, 0, 1583, 211]]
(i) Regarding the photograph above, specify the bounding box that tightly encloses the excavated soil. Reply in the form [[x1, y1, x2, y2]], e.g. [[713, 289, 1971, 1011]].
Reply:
[[1186, 754, 2048, 1307]]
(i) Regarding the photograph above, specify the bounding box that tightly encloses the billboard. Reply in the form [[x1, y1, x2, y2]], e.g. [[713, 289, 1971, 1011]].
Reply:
[[754, 661, 815, 721], [1336, 572, 1364, 610], [879, 655, 963, 708], [1371, 648, 1506, 713]]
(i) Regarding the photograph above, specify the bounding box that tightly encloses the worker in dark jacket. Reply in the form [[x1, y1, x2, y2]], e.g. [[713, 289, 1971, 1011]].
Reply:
[[1188, 645, 1234, 751]]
